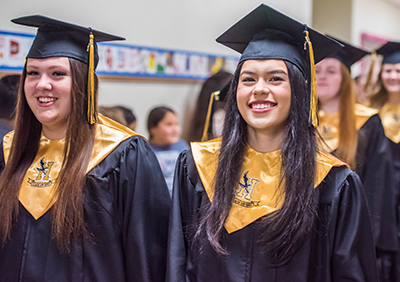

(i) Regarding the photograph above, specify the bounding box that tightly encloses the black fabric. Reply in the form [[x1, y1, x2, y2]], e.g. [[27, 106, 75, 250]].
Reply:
[[386, 140, 400, 282], [166, 150, 379, 282], [216, 4, 343, 76], [0, 135, 170, 282], [11, 15, 124, 68], [376, 41, 400, 65], [353, 114, 398, 253], [0, 121, 13, 143], [326, 35, 369, 70]]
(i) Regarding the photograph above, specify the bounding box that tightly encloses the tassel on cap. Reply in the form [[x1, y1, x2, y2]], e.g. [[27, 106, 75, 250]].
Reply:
[[363, 51, 376, 95], [87, 30, 96, 125], [304, 26, 318, 127], [201, 90, 220, 142]]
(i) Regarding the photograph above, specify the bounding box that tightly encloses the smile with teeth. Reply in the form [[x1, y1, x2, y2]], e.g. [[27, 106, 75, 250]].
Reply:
[[250, 102, 276, 110], [252, 104, 273, 109], [38, 97, 56, 103]]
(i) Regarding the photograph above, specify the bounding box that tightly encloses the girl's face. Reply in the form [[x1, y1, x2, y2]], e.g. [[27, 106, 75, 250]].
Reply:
[[315, 58, 342, 105], [150, 111, 181, 145], [25, 57, 72, 138], [381, 63, 400, 94], [237, 59, 291, 136]]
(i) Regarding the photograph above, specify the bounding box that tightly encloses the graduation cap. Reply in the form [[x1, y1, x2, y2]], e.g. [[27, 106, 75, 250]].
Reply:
[[11, 15, 125, 124], [325, 35, 369, 70], [376, 41, 400, 64], [216, 4, 343, 127]]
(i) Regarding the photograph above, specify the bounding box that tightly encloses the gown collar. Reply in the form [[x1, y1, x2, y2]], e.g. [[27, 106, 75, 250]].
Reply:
[[2, 114, 142, 220], [191, 138, 346, 233], [379, 102, 400, 143]]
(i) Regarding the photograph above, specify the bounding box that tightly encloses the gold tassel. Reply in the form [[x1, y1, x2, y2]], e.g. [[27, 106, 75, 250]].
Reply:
[[363, 51, 376, 95], [304, 30, 318, 127], [87, 32, 96, 124], [201, 90, 220, 142]]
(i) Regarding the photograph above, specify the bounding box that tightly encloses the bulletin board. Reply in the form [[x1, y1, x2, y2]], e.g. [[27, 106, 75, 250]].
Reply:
[[0, 30, 239, 80]]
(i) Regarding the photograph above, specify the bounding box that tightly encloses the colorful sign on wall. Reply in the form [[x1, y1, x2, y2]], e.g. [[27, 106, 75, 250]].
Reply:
[[0, 30, 238, 79]]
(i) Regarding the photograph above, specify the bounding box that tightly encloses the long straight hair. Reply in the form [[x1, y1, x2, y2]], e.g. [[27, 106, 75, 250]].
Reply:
[[336, 63, 358, 169], [194, 60, 318, 265], [0, 58, 98, 252], [367, 69, 388, 109]]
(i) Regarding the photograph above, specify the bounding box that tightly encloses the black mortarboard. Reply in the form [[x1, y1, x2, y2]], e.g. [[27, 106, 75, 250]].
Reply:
[[11, 15, 124, 69], [216, 4, 343, 127], [376, 41, 400, 64], [326, 35, 369, 70], [11, 15, 125, 124]]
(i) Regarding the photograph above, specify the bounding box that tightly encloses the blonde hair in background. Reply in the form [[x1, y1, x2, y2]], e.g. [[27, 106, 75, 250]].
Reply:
[[336, 63, 358, 169]]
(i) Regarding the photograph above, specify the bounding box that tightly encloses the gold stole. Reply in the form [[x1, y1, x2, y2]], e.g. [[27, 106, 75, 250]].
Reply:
[[191, 138, 346, 233], [379, 103, 400, 143], [318, 103, 378, 152], [2, 114, 141, 219]]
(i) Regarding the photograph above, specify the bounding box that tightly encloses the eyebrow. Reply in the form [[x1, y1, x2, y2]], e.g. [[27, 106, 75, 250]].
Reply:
[[26, 65, 69, 70], [240, 69, 288, 76]]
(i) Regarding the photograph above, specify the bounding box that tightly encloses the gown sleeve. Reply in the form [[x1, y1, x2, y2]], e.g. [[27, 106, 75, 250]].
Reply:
[[110, 136, 171, 282], [356, 114, 398, 252], [328, 169, 379, 282]]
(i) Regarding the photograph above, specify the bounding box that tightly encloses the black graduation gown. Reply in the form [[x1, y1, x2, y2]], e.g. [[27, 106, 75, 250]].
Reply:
[[0, 136, 170, 282], [354, 114, 398, 253], [167, 150, 379, 282]]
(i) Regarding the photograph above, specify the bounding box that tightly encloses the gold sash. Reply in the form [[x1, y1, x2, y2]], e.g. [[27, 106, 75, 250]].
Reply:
[[379, 103, 400, 143], [191, 138, 346, 233], [2, 114, 141, 219], [318, 103, 378, 152]]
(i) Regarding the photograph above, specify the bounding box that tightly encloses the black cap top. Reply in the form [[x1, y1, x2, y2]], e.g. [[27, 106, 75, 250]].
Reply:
[[216, 4, 343, 78], [11, 15, 125, 69], [376, 41, 400, 65], [325, 35, 369, 70]]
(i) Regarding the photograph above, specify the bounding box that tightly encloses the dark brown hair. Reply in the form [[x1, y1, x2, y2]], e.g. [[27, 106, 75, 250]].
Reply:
[[147, 106, 175, 140], [194, 60, 318, 265], [0, 58, 98, 252]]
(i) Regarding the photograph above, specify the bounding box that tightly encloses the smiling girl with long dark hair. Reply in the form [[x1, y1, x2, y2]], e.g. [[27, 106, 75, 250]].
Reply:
[[166, 4, 378, 282]]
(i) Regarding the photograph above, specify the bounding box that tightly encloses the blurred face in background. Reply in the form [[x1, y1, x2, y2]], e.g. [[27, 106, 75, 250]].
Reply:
[[150, 111, 181, 146], [315, 58, 342, 110], [381, 63, 400, 95]]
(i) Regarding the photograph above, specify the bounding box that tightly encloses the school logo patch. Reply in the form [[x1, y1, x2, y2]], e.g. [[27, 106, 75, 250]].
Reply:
[[234, 170, 260, 208], [27, 157, 56, 187]]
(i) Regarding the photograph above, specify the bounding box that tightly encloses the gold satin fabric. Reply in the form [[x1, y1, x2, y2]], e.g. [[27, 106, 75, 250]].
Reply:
[[2, 114, 141, 219], [191, 138, 346, 233], [318, 103, 378, 152], [379, 103, 400, 143]]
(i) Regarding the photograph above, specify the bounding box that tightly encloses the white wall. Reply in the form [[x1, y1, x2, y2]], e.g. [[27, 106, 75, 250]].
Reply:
[[352, 0, 400, 46], [0, 0, 312, 138]]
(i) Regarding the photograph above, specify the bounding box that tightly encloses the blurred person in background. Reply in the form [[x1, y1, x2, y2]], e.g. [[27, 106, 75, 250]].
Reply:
[[315, 37, 397, 281], [98, 105, 128, 126], [367, 41, 400, 281], [0, 75, 20, 140], [117, 105, 137, 131], [188, 70, 232, 142], [147, 106, 189, 196]]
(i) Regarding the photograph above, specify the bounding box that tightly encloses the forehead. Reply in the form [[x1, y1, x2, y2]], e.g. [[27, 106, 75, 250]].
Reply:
[[241, 59, 287, 71], [26, 57, 70, 68], [382, 63, 400, 70], [316, 58, 341, 68]]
